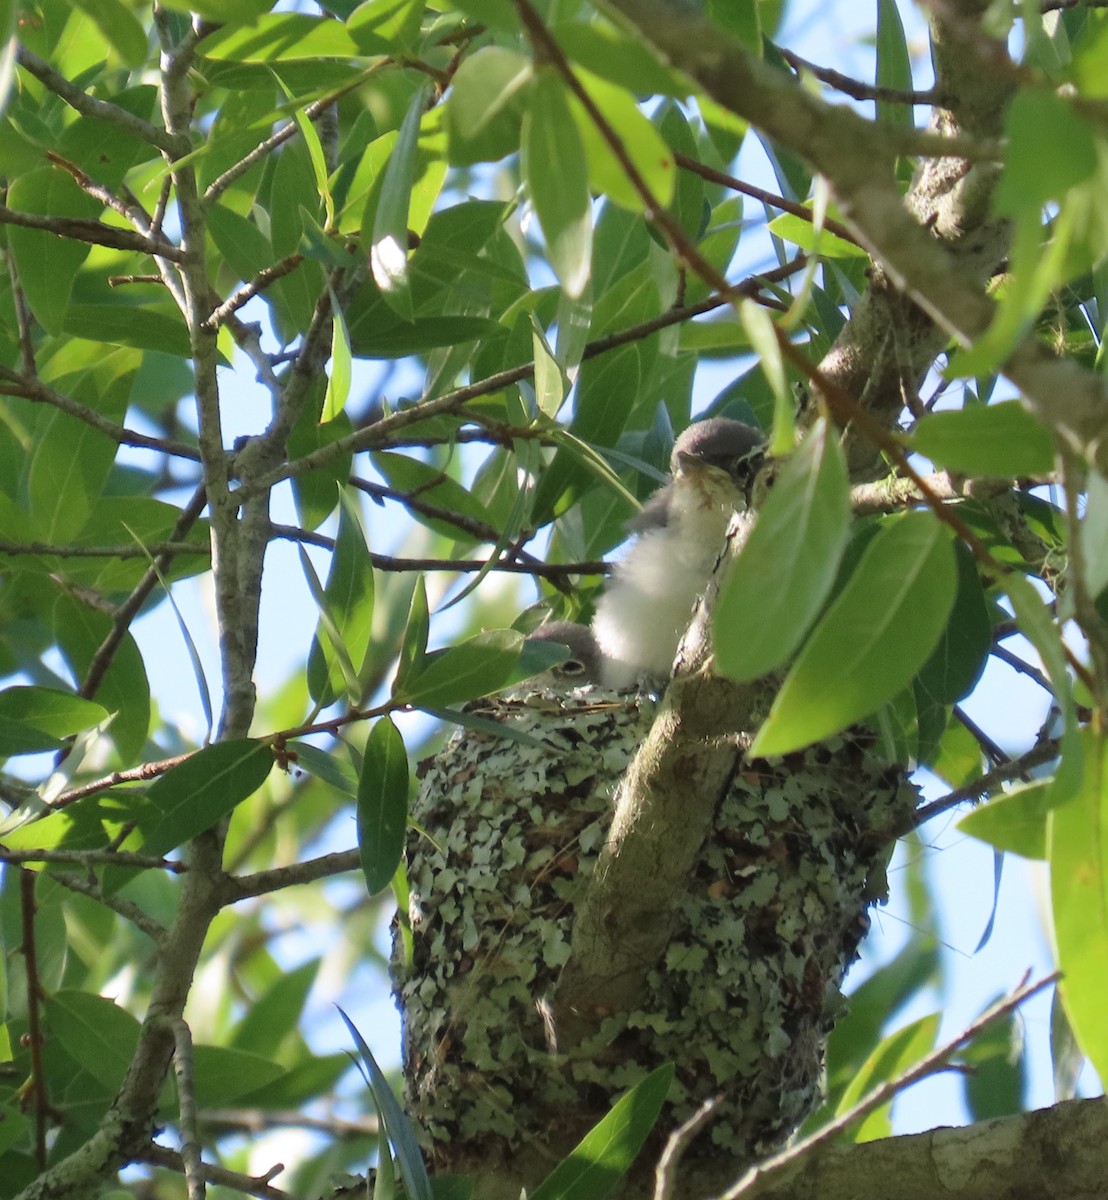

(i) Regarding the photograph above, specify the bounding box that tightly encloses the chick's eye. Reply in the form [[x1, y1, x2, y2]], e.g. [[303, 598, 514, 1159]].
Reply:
[[559, 658, 586, 676]]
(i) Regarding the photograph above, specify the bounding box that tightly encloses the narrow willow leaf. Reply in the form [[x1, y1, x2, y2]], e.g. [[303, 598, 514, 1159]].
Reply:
[[530, 1064, 674, 1200], [875, 0, 913, 129], [305, 493, 376, 704], [911, 401, 1054, 477], [322, 288, 352, 421], [122, 523, 214, 744], [199, 13, 361, 60], [714, 419, 850, 682], [738, 299, 792, 452], [393, 630, 524, 709], [750, 513, 957, 757], [522, 70, 592, 299], [1080, 470, 1108, 597], [835, 1013, 940, 1142], [394, 576, 430, 692], [336, 1008, 433, 1200], [1050, 728, 1108, 1089], [371, 85, 430, 320], [531, 316, 566, 418], [140, 740, 273, 857], [357, 716, 409, 896]]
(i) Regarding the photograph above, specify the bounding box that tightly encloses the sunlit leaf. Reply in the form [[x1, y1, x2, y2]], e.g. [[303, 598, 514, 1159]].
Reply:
[[1050, 728, 1108, 1088], [715, 419, 850, 682], [911, 401, 1054, 477], [750, 513, 957, 756], [522, 70, 592, 299], [530, 1064, 674, 1200]]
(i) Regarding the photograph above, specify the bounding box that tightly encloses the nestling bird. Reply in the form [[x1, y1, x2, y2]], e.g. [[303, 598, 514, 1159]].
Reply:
[[591, 417, 764, 690], [523, 620, 604, 690]]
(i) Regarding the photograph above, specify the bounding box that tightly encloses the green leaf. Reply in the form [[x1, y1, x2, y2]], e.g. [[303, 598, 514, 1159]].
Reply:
[[714, 418, 850, 682], [767, 212, 866, 259], [522, 70, 592, 299], [231, 960, 321, 1056], [306, 493, 376, 704], [911, 401, 1054, 476], [337, 1008, 433, 1200], [199, 13, 362, 61], [706, 0, 759, 51], [71, 0, 147, 65], [875, 0, 913, 130], [1081, 470, 1108, 597], [357, 716, 409, 896], [51, 593, 151, 765], [372, 450, 493, 540], [0, 718, 63, 757], [1050, 729, 1108, 1089], [288, 394, 353, 530], [739, 300, 791, 451], [393, 629, 524, 709], [348, 313, 500, 358], [45, 991, 140, 1093], [959, 782, 1052, 860], [190, 1045, 285, 1107], [835, 1013, 940, 1141], [394, 576, 430, 691], [372, 87, 432, 320], [0, 686, 107, 738], [140, 740, 274, 857], [446, 45, 532, 167], [62, 304, 193, 357], [568, 70, 675, 213], [531, 317, 567, 418], [530, 1064, 674, 1200], [750, 513, 957, 756], [322, 290, 353, 421], [993, 89, 1098, 217], [6, 169, 95, 334], [915, 542, 992, 705], [349, 0, 424, 54]]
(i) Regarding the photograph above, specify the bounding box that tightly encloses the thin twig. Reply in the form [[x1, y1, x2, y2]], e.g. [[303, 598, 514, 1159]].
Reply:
[[906, 736, 1060, 832], [777, 46, 942, 105], [654, 1096, 720, 1200], [203, 254, 306, 328], [0, 204, 182, 259], [226, 849, 361, 901], [139, 1144, 290, 1200], [80, 485, 208, 703], [19, 871, 49, 1169], [0, 538, 207, 559], [0, 367, 201, 460], [50, 870, 168, 943], [167, 1018, 206, 1200], [0, 846, 188, 873], [16, 46, 182, 154], [674, 152, 860, 245], [199, 1107, 378, 1138], [49, 752, 195, 810], [719, 972, 1059, 1200]]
